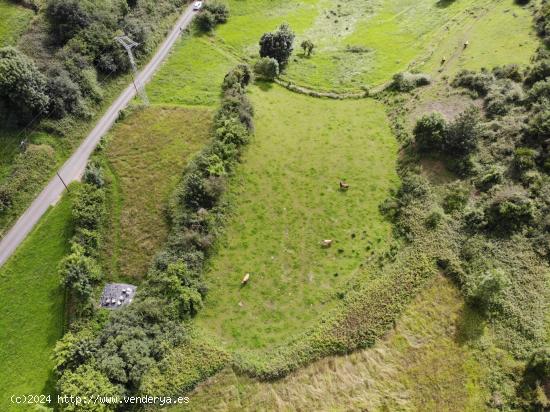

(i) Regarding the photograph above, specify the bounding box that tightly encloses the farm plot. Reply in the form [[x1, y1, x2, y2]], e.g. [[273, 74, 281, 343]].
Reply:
[[194, 85, 398, 350], [100, 106, 212, 281]]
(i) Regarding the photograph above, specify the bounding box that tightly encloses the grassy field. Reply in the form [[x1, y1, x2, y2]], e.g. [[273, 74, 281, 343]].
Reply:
[[0, 193, 72, 411], [420, 0, 538, 78], [101, 106, 212, 281], [148, 37, 238, 107], [194, 84, 398, 350], [172, 277, 492, 411], [207, 0, 536, 92], [0, 0, 33, 47]]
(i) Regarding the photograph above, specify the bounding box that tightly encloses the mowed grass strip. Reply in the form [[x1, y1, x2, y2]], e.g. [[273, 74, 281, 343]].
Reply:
[[0, 193, 73, 411], [0, 0, 33, 47], [195, 85, 398, 350], [101, 106, 212, 281]]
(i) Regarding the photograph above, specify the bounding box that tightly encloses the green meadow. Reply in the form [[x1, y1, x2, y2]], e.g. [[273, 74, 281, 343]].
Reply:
[[0, 193, 72, 411], [194, 85, 398, 349]]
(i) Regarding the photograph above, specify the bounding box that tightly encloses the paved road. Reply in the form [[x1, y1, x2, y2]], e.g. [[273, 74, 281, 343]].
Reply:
[[0, 5, 197, 268]]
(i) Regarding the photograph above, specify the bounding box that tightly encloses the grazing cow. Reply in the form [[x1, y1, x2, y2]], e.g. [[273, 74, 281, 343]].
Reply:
[[321, 239, 333, 248], [339, 181, 350, 190], [463, 40, 469, 48], [441, 57, 446, 65], [241, 273, 250, 285]]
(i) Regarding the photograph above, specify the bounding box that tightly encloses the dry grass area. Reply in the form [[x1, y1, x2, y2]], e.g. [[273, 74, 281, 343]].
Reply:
[[170, 276, 489, 412], [101, 106, 212, 281]]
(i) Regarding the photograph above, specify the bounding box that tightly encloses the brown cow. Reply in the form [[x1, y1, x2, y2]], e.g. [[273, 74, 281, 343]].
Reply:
[[339, 181, 350, 190]]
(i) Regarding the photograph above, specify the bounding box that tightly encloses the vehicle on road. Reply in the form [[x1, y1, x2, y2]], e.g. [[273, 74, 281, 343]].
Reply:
[[193, 1, 203, 10]]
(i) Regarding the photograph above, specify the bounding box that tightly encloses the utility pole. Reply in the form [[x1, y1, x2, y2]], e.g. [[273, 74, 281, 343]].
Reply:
[[115, 35, 150, 106]]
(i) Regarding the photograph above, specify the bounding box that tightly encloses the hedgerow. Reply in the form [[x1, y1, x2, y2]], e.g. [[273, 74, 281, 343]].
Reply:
[[54, 65, 253, 406]]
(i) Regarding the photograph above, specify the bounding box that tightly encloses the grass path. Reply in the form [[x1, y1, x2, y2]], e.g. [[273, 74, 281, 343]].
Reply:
[[0, 193, 73, 411], [194, 84, 398, 350]]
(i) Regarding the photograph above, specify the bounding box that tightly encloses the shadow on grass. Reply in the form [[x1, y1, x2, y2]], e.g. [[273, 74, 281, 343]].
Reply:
[[454, 302, 485, 345], [436, 0, 457, 8], [255, 80, 274, 91]]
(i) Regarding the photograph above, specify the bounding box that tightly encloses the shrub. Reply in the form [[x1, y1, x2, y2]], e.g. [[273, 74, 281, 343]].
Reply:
[[390, 72, 431, 92], [525, 58, 550, 86], [259, 23, 295, 67], [46, 68, 84, 118], [254, 57, 279, 80], [83, 162, 105, 187], [484, 79, 524, 118], [413, 112, 447, 152], [466, 267, 509, 312], [445, 107, 482, 156], [59, 243, 102, 302], [425, 208, 444, 229], [475, 165, 504, 191], [452, 69, 494, 97], [72, 184, 106, 230], [46, 0, 96, 44], [203, 1, 229, 23], [222, 64, 252, 91], [485, 188, 535, 233], [0, 47, 49, 120], [57, 364, 121, 412], [492, 64, 523, 82], [514, 147, 538, 172], [443, 181, 470, 213], [300, 39, 315, 56], [194, 10, 216, 32]]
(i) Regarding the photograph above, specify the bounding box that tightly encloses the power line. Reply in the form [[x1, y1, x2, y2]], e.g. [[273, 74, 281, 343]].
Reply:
[[116, 35, 150, 106]]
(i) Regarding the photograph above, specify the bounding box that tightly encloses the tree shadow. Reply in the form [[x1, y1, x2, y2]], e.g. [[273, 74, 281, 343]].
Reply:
[[454, 302, 486, 345], [255, 79, 274, 91], [436, 0, 457, 8]]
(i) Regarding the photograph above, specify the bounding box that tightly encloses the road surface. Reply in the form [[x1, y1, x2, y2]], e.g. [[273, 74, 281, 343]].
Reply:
[[0, 4, 197, 267]]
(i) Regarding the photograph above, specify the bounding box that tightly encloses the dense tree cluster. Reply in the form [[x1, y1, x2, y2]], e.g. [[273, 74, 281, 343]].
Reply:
[[259, 23, 295, 68], [194, 2, 229, 32]]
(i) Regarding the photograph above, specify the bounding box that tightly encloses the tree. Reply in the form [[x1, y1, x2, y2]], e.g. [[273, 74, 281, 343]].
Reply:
[[194, 10, 216, 32], [445, 107, 482, 156], [59, 243, 102, 302], [57, 364, 121, 412], [46, 68, 83, 118], [466, 268, 509, 311], [204, 1, 229, 23], [259, 23, 295, 67], [413, 112, 447, 152], [0, 47, 49, 120], [254, 57, 279, 80], [46, 0, 95, 44], [300, 39, 314, 56]]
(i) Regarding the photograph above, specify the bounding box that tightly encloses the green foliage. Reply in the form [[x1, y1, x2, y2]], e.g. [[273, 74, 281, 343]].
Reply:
[[259, 23, 295, 68], [194, 10, 216, 32], [485, 188, 536, 233], [46, 68, 84, 118], [442, 181, 470, 213], [0, 46, 49, 120], [413, 112, 447, 152], [452, 69, 494, 97], [59, 243, 101, 302], [445, 107, 482, 156], [300, 39, 315, 56], [0, 145, 55, 214], [72, 183, 106, 230], [57, 364, 121, 411], [203, 1, 229, 24], [253, 57, 279, 80], [465, 267, 509, 312], [390, 71, 431, 92], [514, 147, 538, 172]]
